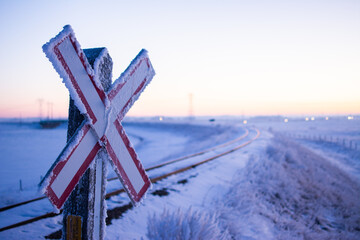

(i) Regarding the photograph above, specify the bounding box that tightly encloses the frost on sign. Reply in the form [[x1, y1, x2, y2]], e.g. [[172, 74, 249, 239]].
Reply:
[[41, 25, 155, 210]]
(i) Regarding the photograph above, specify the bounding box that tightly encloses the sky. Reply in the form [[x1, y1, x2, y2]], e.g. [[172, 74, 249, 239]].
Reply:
[[0, 0, 359, 118]]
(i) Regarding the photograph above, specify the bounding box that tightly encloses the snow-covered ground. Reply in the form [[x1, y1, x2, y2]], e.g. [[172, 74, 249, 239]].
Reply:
[[0, 116, 359, 239]]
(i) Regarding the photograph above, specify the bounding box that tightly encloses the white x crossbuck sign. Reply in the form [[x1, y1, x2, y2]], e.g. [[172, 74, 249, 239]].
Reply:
[[42, 25, 154, 210]]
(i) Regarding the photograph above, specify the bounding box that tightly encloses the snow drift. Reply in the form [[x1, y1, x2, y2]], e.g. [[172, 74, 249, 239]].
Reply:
[[216, 134, 360, 239]]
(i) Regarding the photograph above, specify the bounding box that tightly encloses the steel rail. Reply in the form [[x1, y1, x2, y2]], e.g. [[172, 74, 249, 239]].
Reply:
[[0, 128, 249, 212], [0, 127, 260, 233], [106, 128, 259, 199]]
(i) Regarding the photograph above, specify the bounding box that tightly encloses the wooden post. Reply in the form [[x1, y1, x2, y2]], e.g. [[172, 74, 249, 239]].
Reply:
[[63, 48, 112, 240]]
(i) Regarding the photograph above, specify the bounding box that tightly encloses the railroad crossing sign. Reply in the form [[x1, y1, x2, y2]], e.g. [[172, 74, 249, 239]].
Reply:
[[41, 25, 154, 210]]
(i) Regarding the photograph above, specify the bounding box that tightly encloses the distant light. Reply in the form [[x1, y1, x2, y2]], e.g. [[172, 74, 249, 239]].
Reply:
[[284, 118, 288, 123], [325, 116, 329, 120], [243, 120, 247, 124], [159, 116, 163, 121], [348, 116, 354, 120], [305, 117, 309, 121], [311, 117, 315, 121]]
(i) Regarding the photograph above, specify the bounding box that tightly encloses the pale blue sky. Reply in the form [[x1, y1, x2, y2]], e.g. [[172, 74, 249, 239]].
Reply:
[[0, 0, 359, 118]]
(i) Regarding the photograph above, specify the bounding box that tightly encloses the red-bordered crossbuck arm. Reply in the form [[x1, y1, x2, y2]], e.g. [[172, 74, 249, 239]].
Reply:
[[45, 123, 101, 209]]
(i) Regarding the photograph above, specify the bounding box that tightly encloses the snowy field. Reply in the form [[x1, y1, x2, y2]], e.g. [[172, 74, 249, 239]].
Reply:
[[0, 116, 359, 239]]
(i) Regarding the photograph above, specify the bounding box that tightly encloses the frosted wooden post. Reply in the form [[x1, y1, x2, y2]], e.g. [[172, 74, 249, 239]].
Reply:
[[63, 48, 111, 240]]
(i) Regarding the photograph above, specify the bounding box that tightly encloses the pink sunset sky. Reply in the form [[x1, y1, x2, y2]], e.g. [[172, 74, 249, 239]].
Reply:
[[0, 0, 359, 118]]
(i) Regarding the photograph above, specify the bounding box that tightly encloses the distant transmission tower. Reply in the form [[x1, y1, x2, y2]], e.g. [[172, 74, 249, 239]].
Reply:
[[47, 101, 54, 119], [188, 93, 194, 119], [38, 98, 44, 120]]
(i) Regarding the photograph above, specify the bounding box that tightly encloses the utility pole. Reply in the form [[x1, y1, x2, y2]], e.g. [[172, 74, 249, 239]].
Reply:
[[189, 93, 194, 119]]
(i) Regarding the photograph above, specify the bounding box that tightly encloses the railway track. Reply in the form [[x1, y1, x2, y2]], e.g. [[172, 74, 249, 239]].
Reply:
[[0, 127, 260, 233]]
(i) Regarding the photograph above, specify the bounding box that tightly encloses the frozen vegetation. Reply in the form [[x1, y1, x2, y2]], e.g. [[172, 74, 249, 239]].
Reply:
[[215, 134, 360, 239]]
